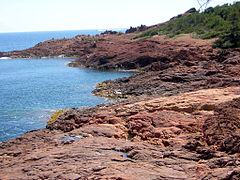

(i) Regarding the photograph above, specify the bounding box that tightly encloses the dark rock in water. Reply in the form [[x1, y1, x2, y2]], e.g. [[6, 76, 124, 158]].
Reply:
[[100, 30, 118, 35], [0, 52, 4, 57]]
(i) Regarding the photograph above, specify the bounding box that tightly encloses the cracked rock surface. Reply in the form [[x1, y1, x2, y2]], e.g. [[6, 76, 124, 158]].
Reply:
[[1, 87, 240, 179], [1, 32, 240, 179]]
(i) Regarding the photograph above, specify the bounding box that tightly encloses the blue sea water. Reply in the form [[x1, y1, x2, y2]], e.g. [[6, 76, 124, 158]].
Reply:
[[0, 30, 102, 52], [0, 30, 132, 142]]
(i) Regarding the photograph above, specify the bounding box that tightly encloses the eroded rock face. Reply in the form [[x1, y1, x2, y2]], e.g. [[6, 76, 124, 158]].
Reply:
[[1, 30, 240, 179], [1, 87, 240, 179], [47, 87, 240, 148], [91, 46, 240, 99], [3, 31, 240, 101], [204, 98, 240, 154], [1, 33, 217, 71]]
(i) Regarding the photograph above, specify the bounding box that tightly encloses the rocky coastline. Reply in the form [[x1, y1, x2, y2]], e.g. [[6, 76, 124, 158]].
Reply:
[[0, 30, 240, 179]]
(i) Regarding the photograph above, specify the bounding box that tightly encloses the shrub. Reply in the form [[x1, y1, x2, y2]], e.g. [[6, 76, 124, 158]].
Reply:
[[135, 2, 240, 48]]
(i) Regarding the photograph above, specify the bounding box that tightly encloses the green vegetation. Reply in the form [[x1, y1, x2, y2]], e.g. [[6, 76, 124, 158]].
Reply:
[[47, 109, 67, 125], [136, 2, 240, 48]]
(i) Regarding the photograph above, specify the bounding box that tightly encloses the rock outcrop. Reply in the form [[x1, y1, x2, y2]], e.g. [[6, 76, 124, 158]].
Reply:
[[3, 33, 240, 100], [1, 87, 240, 179], [125, 25, 148, 33], [0, 27, 240, 179]]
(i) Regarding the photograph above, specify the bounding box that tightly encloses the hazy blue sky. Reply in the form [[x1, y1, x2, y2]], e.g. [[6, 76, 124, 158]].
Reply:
[[0, 0, 237, 32]]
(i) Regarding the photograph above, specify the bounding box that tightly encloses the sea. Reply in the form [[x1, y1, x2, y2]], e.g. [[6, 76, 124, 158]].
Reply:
[[0, 29, 131, 142]]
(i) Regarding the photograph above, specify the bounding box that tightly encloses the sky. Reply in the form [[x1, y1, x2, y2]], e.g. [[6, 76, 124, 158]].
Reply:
[[0, 0, 237, 33]]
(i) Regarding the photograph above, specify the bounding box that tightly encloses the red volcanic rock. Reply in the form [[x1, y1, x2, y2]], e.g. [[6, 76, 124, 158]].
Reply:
[[204, 98, 240, 154], [69, 34, 217, 71], [1, 87, 240, 179], [1, 35, 100, 59], [2, 31, 240, 101], [126, 110, 202, 144], [2, 33, 217, 71], [47, 87, 240, 148], [1, 28, 240, 179]]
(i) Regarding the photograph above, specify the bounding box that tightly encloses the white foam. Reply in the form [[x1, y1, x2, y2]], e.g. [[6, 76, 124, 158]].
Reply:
[[0, 57, 11, 59]]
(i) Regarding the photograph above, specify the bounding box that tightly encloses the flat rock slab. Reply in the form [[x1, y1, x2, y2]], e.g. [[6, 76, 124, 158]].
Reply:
[[1, 132, 239, 180], [1, 87, 240, 179]]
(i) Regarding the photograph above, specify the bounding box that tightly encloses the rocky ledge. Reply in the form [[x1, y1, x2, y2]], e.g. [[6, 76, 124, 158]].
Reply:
[[1, 87, 240, 179], [0, 32, 240, 179]]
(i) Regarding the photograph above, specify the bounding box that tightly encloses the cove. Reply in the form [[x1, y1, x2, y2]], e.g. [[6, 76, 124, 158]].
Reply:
[[0, 58, 133, 142]]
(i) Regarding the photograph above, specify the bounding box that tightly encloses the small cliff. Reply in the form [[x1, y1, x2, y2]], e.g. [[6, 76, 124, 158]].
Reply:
[[0, 3, 240, 179]]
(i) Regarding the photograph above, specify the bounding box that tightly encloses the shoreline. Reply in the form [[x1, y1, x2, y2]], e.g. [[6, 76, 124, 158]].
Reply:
[[0, 55, 78, 60], [0, 32, 240, 179], [2, 55, 132, 141]]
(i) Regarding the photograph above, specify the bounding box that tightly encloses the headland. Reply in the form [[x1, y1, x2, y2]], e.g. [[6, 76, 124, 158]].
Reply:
[[0, 3, 240, 179]]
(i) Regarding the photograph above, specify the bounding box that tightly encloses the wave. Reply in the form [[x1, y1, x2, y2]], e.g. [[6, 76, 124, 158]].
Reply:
[[0, 57, 11, 59]]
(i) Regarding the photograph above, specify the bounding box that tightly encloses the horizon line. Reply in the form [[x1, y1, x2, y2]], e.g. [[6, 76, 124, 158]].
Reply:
[[0, 27, 128, 34]]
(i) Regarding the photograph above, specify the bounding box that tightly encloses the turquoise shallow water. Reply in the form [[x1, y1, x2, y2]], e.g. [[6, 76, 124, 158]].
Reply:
[[0, 58, 132, 142]]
